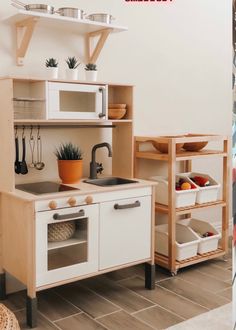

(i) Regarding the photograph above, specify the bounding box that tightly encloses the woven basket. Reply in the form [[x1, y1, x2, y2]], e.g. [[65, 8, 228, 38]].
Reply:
[[48, 222, 76, 242], [0, 304, 20, 330]]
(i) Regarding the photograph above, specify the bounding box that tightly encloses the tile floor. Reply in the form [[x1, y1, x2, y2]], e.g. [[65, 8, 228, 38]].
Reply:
[[3, 254, 232, 330]]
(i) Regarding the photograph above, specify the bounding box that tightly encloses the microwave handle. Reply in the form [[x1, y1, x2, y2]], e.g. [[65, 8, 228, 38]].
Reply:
[[98, 87, 106, 118]]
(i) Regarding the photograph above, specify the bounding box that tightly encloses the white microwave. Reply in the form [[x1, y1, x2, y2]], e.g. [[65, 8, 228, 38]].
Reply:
[[47, 82, 108, 120]]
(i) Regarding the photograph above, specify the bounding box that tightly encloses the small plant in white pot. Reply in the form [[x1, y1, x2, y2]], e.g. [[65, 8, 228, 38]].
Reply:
[[66, 56, 80, 80], [85, 63, 98, 81], [45, 58, 58, 79]]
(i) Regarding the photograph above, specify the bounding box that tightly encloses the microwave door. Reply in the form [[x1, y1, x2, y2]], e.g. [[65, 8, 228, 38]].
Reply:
[[47, 83, 107, 120]]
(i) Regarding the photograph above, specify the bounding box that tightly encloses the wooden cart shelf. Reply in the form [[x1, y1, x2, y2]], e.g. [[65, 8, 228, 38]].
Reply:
[[155, 248, 225, 272], [134, 134, 230, 274], [155, 200, 227, 215]]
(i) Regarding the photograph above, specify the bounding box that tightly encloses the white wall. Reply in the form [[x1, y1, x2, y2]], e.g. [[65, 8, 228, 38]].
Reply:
[[0, 1, 232, 217]]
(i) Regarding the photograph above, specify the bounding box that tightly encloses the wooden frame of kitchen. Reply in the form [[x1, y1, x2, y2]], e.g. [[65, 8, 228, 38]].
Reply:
[[0, 77, 156, 328]]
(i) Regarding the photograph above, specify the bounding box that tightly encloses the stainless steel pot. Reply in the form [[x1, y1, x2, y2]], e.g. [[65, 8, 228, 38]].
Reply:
[[56, 7, 85, 19], [86, 13, 115, 24], [11, 0, 55, 14]]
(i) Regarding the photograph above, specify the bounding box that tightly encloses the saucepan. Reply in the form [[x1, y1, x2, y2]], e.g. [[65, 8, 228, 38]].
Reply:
[[11, 0, 55, 14], [86, 13, 115, 24], [56, 7, 86, 20]]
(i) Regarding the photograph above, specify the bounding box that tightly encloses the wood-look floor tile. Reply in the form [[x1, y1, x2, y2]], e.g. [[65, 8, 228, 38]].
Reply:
[[196, 263, 232, 282], [178, 268, 231, 293], [121, 276, 208, 319], [15, 310, 57, 330], [98, 310, 153, 330], [55, 312, 106, 330], [55, 282, 120, 318], [216, 287, 232, 301], [155, 266, 173, 282], [3, 290, 26, 312], [159, 278, 229, 309], [210, 257, 232, 270], [106, 265, 145, 281], [81, 276, 154, 313], [38, 290, 80, 321], [135, 305, 184, 330]]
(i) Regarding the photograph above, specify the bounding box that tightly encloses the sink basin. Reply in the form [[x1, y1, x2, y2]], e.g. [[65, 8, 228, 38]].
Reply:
[[84, 177, 138, 187]]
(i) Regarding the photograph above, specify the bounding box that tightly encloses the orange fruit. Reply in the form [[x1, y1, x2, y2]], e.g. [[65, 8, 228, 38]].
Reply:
[[181, 182, 191, 190]]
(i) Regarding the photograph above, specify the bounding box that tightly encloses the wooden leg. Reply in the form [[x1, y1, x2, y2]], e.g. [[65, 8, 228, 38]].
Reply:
[[0, 273, 6, 300], [145, 263, 155, 290], [26, 295, 37, 328]]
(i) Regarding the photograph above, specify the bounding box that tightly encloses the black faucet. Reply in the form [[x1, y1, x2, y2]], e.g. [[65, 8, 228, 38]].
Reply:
[[89, 143, 112, 179]]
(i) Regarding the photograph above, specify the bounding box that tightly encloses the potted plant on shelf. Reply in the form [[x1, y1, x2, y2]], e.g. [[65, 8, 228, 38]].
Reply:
[[85, 63, 98, 81], [55, 142, 83, 184], [45, 58, 58, 79], [65, 56, 80, 80]]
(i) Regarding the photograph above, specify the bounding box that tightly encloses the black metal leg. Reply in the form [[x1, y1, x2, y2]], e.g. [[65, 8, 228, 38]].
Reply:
[[26, 295, 37, 328], [145, 263, 155, 290], [0, 273, 6, 300]]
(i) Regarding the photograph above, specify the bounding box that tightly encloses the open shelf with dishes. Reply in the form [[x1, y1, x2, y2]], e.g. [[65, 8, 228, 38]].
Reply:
[[134, 134, 230, 274]]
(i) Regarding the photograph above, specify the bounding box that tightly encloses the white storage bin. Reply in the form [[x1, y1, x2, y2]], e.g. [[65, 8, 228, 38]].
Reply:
[[179, 172, 220, 204], [150, 176, 198, 208], [179, 218, 221, 254], [155, 224, 200, 261]]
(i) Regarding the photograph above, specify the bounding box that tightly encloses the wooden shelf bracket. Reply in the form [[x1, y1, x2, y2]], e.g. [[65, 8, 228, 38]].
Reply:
[[86, 28, 113, 64], [16, 17, 38, 66]]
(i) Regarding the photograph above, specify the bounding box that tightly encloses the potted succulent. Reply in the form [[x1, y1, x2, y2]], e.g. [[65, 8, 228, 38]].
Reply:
[[85, 63, 98, 81], [55, 142, 83, 184], [65, 56, 80, 80], [45, 58, 58, 79]]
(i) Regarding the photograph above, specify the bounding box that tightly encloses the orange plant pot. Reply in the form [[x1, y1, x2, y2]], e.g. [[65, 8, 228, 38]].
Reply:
[[57, 160, 83, 184]]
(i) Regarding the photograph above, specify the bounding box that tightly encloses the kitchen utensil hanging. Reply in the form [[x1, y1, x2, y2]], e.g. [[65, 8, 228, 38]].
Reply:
[[35, 126, 45, 170], [20, 126, 28, 175], [56, 7, 86, 19], [29, 126, 36, 168], [11, 0, 55, 14], [14, 127, 21, 174]]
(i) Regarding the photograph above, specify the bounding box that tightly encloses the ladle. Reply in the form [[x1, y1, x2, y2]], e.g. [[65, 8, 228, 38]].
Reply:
[[29, 127, 36, 168], [35, 127, 45, 170]]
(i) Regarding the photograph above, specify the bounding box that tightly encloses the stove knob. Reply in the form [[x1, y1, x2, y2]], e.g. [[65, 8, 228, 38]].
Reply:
[[68, 197, 77, 207], [48, 201, 57, 210], [85, 196, 93, 204]]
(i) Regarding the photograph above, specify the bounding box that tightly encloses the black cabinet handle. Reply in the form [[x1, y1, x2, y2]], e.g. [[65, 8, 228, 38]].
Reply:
[[53, 210, 85, 221], [98, 87, 106, 118], [114, 201, 141, 210]]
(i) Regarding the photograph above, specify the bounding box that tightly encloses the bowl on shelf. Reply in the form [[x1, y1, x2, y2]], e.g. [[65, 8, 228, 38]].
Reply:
[[108, 103, 126, 109], [108, 108, 127, 120], [149, 136, 184, 153], [183, 134, 208, 152]]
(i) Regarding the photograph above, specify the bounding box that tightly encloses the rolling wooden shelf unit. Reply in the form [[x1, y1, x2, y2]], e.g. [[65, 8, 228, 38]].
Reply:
[[134, 134, 230, 275]]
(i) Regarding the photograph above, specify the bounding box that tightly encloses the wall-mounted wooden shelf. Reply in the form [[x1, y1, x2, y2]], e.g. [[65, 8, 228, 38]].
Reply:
[[5, 10, 128, 66], [14, 119, 132, 127]]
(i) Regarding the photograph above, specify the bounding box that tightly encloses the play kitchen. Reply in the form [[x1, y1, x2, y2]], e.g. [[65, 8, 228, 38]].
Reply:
[[11, 0, 114, 23], [0, 76, 156, 328]]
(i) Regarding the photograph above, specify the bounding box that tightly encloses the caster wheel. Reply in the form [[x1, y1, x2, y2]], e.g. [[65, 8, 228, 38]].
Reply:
[[222, 255, 228, 262], [171, 271, 177, 277]]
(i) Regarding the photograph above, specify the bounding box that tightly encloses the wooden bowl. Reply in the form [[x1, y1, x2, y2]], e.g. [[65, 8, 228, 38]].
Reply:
[[108, 103, 126, 109], [150, 136, 184, 153], [108, 108, 126, 119], [183, 134, 208, 151]]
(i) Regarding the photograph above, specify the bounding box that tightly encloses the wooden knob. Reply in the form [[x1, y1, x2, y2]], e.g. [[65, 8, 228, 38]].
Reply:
[[85, 196, 93, 204], [68, 197, 77, 207], [48, 201, 57, 210]]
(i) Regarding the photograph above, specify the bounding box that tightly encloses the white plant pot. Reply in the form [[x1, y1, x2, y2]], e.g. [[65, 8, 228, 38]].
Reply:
[[66, 68, 78, 80], [46, 67, 58, 79], [85, 70, 98, 82]]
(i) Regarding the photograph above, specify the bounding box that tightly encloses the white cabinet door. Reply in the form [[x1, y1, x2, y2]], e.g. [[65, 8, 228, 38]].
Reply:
[[99, 195, 152, 270], [36, 204, 99, 287]]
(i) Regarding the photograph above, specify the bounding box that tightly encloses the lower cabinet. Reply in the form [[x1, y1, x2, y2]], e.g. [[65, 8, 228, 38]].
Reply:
[[99, 196, 152, 270], [35, 192, 152, 287]]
